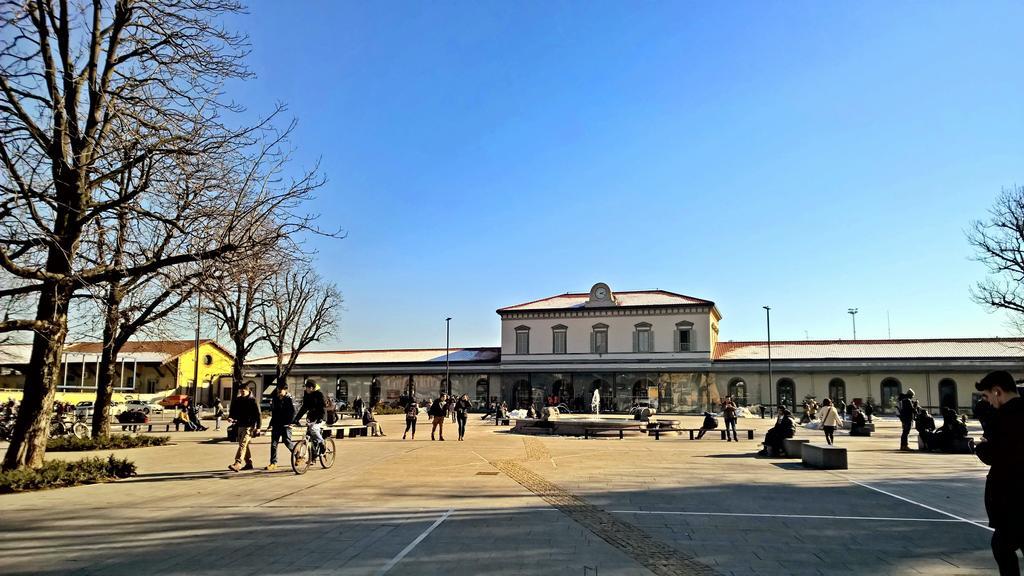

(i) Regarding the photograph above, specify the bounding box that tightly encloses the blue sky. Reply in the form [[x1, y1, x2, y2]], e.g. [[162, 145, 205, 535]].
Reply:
[[223, 1, 1023, 349]]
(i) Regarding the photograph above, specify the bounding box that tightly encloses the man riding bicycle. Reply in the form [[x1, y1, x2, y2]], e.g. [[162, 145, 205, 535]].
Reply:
[[293, 380, 327, 462]]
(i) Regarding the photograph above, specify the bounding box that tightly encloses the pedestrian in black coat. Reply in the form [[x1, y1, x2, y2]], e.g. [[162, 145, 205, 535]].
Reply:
[[974, 371, 1024, 575]]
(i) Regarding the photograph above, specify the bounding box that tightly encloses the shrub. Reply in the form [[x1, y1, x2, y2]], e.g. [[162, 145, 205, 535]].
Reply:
[[0, 455, 136, 493], [373, 405, 407, 415], [47, 434, 170, 452]]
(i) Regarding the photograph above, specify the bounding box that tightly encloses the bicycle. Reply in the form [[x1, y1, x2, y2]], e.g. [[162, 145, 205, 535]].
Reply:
[[290, 421, 336, 475], [50, 414, 89, 440]]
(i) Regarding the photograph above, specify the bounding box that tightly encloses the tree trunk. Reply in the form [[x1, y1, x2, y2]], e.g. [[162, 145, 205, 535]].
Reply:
[[232, 339, 246, 397], [2, 284, 71, 471], [92, 289, 122, 438]]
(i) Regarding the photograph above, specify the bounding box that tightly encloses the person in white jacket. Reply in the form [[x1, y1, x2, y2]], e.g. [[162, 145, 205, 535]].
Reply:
[[820, 398, 842, 445]]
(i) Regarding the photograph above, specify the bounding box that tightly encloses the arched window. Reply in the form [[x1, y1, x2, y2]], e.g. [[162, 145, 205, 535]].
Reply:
[[335, 378, 349, 404], [515, 325, 530, 355], [675, 321, 693, 352], [475, 378, 489, 405], [880, 378, 902, 413], [512, 379, 531, 409], [633, 322, 653, 353], [828, 378, 846, 404], [777, 378, 796, 411], [938, 378, 957, 411], [370, 378, 382, 407], [728, 378, 747, 406], [552, 324, 567, 354], [591, 323, 609, 354]]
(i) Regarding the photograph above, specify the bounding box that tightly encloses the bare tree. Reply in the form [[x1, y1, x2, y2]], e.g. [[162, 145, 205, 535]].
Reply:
[[203, 250, 276, 396], [0, 1, 326, 470], [257, 263, 341, 387], [968, 185, 1024, 332]]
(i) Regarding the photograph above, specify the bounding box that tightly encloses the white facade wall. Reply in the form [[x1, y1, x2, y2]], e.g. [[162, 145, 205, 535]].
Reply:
[[500, 310, 713, 360]]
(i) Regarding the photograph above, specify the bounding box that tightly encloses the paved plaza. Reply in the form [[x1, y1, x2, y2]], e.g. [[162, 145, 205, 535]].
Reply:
[[0, 415, 1000, 576]]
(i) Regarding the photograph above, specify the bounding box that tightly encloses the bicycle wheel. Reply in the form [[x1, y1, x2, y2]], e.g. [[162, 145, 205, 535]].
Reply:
[[291, 439, 310, 475], [319, 437, 336, 469], [72, 422, 89, 440]]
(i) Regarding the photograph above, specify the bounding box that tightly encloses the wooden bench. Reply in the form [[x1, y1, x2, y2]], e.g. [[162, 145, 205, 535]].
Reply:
[[782, 438, 810, 458], [802, 443, 848, 469], [722, 428, 756, 440], [111, 420, 175, 433], [584, 428, 626, 439], [648, 427, 687, 440]]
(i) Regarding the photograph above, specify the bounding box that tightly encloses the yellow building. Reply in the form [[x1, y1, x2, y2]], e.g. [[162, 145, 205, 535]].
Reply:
[[0, 340, 235, 404]]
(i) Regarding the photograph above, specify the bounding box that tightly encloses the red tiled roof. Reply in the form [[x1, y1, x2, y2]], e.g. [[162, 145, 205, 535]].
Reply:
[[498, 290, 714, 312], [64, 339, 231, 361]]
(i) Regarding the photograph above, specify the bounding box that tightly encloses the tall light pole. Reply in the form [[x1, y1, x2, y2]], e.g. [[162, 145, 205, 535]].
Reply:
[[763, 306, 773, 416], [848, 308, 858, 340], [192, 292, 201, 403], [445, 317, 452, 396]]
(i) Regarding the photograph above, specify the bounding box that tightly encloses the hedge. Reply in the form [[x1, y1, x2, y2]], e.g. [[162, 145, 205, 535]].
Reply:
[[0, 455, 136, 493], [47, 434, 170, 452]]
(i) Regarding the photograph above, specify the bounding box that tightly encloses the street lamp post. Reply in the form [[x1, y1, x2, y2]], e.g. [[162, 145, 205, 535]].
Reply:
[[848, 308, 859, 340], [192, 292, 201, 403], [763, 306, 773, 416], [445, 317, 452, 396]]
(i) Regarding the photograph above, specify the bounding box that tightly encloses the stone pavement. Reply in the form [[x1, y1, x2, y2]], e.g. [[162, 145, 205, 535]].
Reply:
[[0, 414, 1005, 575]]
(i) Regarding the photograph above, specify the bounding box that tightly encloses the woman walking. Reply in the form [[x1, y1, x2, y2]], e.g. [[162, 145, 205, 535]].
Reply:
[[820, 398, 842, 446], [403, 400, 418, 440], [455, 394, 472, 441], [722, 397, 738, 442]]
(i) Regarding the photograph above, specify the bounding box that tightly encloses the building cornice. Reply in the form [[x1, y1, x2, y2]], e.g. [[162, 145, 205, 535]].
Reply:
[[499, 305, 718, 321]]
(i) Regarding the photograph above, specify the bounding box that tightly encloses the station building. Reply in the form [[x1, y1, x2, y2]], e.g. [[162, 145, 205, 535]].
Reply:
[[248, 283, 1024, 414]]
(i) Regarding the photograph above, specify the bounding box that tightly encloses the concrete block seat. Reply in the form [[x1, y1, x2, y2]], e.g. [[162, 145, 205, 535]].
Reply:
[[782, 438, 810, 458], [801, 443, 848, 469]]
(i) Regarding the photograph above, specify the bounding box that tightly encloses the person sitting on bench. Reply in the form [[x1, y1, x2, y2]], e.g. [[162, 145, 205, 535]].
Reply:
[[695, 411, 718, 439], [757, 405, 794, 455], [928, 407, 968, 452], [362, 405, 385, 437], [174, 406, 197, 432], [915, 409, 936, 450], [759, 409, 795, 456], [849, 407, 870, 436]]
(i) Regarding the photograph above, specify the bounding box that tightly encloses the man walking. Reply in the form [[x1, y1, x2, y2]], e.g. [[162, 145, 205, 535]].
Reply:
[[228, 383, 261, 472], [974, 371, 1023, 575], [266, 383, 296, 471]]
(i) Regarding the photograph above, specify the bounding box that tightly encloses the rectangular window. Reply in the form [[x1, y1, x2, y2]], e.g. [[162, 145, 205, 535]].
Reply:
[[637, 330, 651, 352], [678, 330, 691, 351], [516, 331, 530, 355], [595, 331, 608, 354], [553, 331, 567, 354]]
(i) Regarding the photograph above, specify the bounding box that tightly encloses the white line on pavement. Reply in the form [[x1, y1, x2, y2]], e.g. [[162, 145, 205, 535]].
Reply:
[[609, 510, 973, 523], [378, 508, 453, 575], [838, 476, 993, 532]]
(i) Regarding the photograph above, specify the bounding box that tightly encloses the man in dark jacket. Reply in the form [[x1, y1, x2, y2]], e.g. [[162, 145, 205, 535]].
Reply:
[[898, 389, 916, 451], [974, 370, 1023, 575], [295, 380, 327, 452], [228, 383, 262, 472], [267, 383, 296, 471]]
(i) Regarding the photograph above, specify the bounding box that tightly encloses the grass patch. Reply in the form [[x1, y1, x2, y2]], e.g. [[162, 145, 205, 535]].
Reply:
[[47, 434, 170, 452], [0, 455, 136, 493]]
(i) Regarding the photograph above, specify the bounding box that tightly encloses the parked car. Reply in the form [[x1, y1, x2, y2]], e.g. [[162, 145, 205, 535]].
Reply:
[[159, 394, 191, 408], [74, 401, 93, 419], [125, 399, 164, 414]]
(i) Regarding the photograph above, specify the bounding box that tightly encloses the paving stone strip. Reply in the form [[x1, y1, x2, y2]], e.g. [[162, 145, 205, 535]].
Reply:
[[523, 437, 552, 461], [492, 457, 719, 576]]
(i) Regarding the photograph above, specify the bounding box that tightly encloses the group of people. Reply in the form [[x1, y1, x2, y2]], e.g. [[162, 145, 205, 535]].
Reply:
[[408, 393, 472, 441], [172, 398, 208, 432], [896, 388, 971, 452], [226, 379, 332, 472]]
